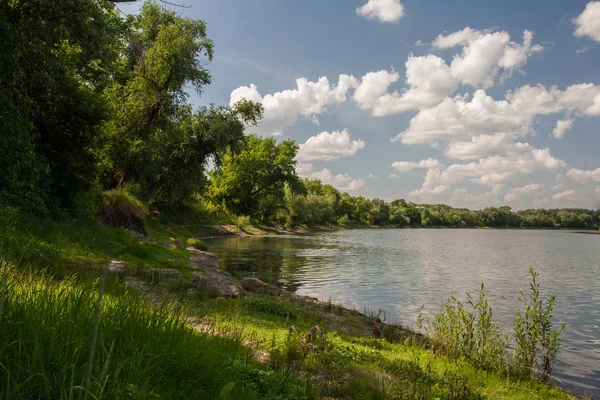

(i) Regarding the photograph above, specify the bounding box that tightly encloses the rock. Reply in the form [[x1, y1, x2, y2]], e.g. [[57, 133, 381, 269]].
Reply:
[[240, 277, 282, 296], [164, 241, 177, 249], [188, 247, 220, 269], [192, 275, 246, 298], [151, 268, 181, 282], [107, 260, 126, 274]]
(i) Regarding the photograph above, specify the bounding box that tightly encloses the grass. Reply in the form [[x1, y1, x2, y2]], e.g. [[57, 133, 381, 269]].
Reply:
[[0, 209, 577, 399], [0, 266, 314, 399], [190, 294, 574, 400]]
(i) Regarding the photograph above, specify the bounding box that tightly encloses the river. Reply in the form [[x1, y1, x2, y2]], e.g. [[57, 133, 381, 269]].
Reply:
[[205, 229, 600, 398]]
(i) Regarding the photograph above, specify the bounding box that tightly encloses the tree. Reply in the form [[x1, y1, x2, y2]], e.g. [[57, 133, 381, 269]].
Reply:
[[100, 1, 214, 189], [0, 0, 123, 212], [209, 135, 299, 220], [99, 3, 262, 208]]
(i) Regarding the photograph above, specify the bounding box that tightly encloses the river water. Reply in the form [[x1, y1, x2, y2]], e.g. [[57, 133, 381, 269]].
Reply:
[[205, 229, 600, 398]]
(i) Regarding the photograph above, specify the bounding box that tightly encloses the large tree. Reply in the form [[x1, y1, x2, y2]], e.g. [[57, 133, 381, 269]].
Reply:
[[99, 2, 262, 208], [0, 0, 123, 212], [209, 135, 299, 219]]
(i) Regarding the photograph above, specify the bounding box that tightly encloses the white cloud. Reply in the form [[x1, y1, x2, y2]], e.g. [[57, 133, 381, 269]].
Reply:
[[356, 0, 404, 23], [391, 158, 443, 172], [354, 28, 542, 117], [445, 133, 521, 160], [297, 129, 365, 161], [311, 169, 365, 191], [552, 190, 577, 200], [504, 183, 546, 204], [368, 174, 379, 179], [389, 173, 399, 178], [229, 75, 358, 136], [354, 55, 458, 116], [406, 148, 566, 202], [433, 28, 543, 88], [576, 46, 590, 54], [395, 84, 600, 146], [574, 1, 600, 43], [296, 163, 365, 191], [566, 167, 600, 182], [596, 185, 600, 193], [552, 119, 574, 139]]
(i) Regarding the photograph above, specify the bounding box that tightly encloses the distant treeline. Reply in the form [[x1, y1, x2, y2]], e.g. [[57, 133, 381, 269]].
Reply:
[[208, 167, 599, 229]]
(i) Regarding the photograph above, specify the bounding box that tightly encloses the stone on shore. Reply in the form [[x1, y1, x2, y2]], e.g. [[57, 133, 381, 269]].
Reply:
[[240, 277, 282, 296], [193, 275, 246, 298], [151, 268, 181, 282]]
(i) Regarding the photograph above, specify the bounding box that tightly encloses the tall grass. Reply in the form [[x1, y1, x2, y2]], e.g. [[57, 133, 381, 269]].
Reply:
[[417, 270, 565, 382], [0, 265, 309, 399]]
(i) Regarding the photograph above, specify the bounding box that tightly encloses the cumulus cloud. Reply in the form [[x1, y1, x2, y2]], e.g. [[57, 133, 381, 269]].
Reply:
[[395, 84, 600, 147], [574, 1, 600, 43], [354, 55, 458, 115], [433, 28, 543, 88], [406, 147, 566, 201], [445, 133, 522, 160], [391, 158, 443, 172], [229, 75, 358, 136], [552, 190, 577, 200], [596, 185, 600, 193], [311, 169, 365, 191], [296, 163, 365, 191], [354, 28, 542, 117], [552, 119, 574, 139], [356, 0, 404, 23], [566, 167, 600, 182], [504, 183, 546, 204], [297, 129, 365, 161]]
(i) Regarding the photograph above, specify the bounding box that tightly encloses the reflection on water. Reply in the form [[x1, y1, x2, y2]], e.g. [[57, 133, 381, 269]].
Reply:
[[205, 229, 600, 398]]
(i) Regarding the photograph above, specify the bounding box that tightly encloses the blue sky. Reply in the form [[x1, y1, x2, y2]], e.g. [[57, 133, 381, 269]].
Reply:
[[119, 0, 600, 209]]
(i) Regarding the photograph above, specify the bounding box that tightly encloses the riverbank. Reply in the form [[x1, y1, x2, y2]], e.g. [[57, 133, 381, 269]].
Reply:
[[0, 214, 578, 399]]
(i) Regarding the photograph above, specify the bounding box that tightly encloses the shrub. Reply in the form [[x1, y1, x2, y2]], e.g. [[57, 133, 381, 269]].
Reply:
[[419, 282, 509, 372], [417, 270, 564, 380], [98, 188, 148, 234], [186, 237, 208, 251], [235, 215, 251, 232], [513, 268, 566, 381], [247, 296, 297, 320], [337, 215, 351, 226]]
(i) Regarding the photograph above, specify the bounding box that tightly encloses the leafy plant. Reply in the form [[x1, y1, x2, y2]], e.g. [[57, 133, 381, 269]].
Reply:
[[186, 237, 208, 251], [235, 215, 251, 232], [513, 268, 566, 381], [98, 187, 148, 234]]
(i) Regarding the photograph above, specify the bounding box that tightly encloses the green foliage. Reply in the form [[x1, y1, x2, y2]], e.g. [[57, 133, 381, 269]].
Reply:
[[419, 283, 510, 373], [99, 188, 148, 234], [514, 268, 566, 381], [235, 215, 251, 232], [99, 3, 263, 209], [0, 0, 123, 213], [247, 296, 297, 320], [419, 270, 565, 382], [186, 238, 208, 251], [209, 135, 299, 220], [0, 266, 314, 399]]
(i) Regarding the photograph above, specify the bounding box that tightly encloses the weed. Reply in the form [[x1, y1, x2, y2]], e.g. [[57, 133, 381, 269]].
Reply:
[[186, 237, 208, 251], [514, 268, 566, 381]]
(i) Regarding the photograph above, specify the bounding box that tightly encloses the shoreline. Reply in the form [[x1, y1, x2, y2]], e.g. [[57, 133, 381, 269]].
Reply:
[[189, 222, 600, 240]]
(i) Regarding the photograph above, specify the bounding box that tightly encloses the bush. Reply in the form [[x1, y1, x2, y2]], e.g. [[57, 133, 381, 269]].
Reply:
[[98, 188, 148, 234], [417, 269, 564, 380], [514, 268, 566, 381], [235, 215, 251, 232], [419, 282, 509, 372], [186, 237, 208, 251]]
